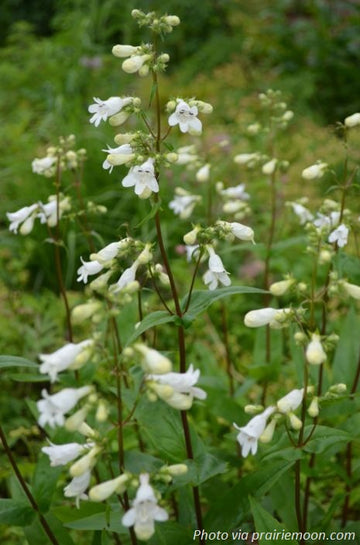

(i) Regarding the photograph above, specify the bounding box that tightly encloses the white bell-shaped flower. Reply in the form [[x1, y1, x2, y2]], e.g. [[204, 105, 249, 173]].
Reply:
[[88, 97, 133, 127], [122, 158, 159, 198], [39, 339, 94, 382], [306, 334, 326, 365], [328, 224, 349, 248], [37, 386, 92, 429], [202, 246, 231, 291], [234, 407, 275, 457], [64, 470, 91, 508], [135, 344, 172, 374], [77, 258, 103, 283], [168, 100, 202, 134], [122, 473, 168, 540], [89, 474, 129, 502], [7, 204, 39, 235], [277, 388, 304, 414], [147, 364, 206, 410], [41, 442, 86, 466]]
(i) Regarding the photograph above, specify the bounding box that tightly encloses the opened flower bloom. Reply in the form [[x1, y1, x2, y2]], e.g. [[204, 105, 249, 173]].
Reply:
[[122, 473, 168, 540], [37, 386, 92, 428], [38, 196, 71, 227], [234, 406, 275, 457], [203, 246, 231, 291], [328, 224, 349, 248], [39, 339, 94, 382], [32, 156, 57, 176], [122, 158, 159, 198], [41, 442, 86, 466], [147, 364, 206, 410], [168, 99, 202, 134], [88, 96, 133, 127], [169, 190, 201, 218], [288, 202, 313, 225], [102, 144, 135, 173], [7, 204, 39, 235], [77, 258, 104, 283], [64, 470, 91, 508]]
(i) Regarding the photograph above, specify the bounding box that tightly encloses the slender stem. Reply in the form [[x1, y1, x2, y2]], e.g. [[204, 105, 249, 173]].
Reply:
[[221, 303, 234, 396], [184, 249, 203, 314], [0, 426, 60, 545], [53, 159, 73, 341]]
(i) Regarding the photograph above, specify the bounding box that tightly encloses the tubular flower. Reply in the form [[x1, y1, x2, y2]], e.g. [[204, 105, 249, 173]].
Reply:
[[122, 473, 168, 541], [218, 183, 249, 200], [202, 246, 231, 291], [147, 364, 206, 410], [344, 112, 360, 128], [77, 258, 103, 283], [306, 334, 326, 365], [277, 388, 304, 414], [244, 307, 291, 328], [342, 281, 360, 300], [7, 204, 39, 235], [41, 442, 86, 466], [112, 44, 140, 58], [234, 407, 275, 457], [32, 156, 57, 176], [38, 196, 71, 227], [113, 262, 139, 293], [39, 339, 94, 382], [168, 99, 202, 134], [90, 241, 121, 264], [196, 163, 210, 182], [269, 279, 294, 296], [88, 96, 133, 127], [122, 158, 159, 198], [301, 162, 327, 180], [89, 474, 129, 502], [102, 144, 135, 173], [64, 470, 91, 508], [135, 344, 172, 374], [37, 386, 92, 428], [169, 190, 201, 219], [122, 54, 152, 74], [288, 202, 313, 225]]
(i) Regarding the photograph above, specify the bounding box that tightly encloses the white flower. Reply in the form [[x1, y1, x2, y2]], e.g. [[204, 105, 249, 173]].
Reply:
[[102, 144, 135, 173], [196, 164, 210, 182], [89, 474, 129, 502], [168, 100, 202, 134], [69, 445, 102, 477], [175, 145, 198, 164], [344, 112, 360, 128], [308, 397, 319, 418], [202, 246, 231, 291], [7, 204, 38, 235], [77, 258, 103, 283], [342, 281, 360, 300], [269, 279, 294, 296], [122, 158, 159, 198], [244, 307, 291, 328], [147, 364, 206, 410], [262, 158, 277, 175], [306, 334, 326, 365], [234, 152, 259, 166], [328, 224, 349, 247], [38, 197, 71, 227], [135, 344, 172, 374], [113, 263, 139, 293], [64, 470, 91, 508], [228, 221, 255, 243], [314, 211, 340, 229], [289, 202, 313, 225], [277, 388, 304, 414], [122, 473, 168, 541], [122, 54, 151, 74], [42, 442, 85, 466], [32, 156, 57, 175], [219, 183, 249, 200], [88, 97, 133, 127], [37, 386, 92, 428], [39, 339, 94, 382], [234, 407, 275, 457], [301, 162, 327, 180], [112, 44, 139, 58], [169, 193, 200, 218], [90, 241, 121, 263], [185, 244, 199, 262]]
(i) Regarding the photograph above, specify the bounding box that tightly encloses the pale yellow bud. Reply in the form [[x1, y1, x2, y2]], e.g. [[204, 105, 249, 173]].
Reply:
[[135, 344, 173, 374], [122, 54, 151, 74], [164, 15, 180, 26], [288, 412, 302, 430], [114, 133, 135, 145], [344, 112, 360, 128], [342, 281, 360, 300], [269, 279, 294, 296], [244, 404, 264, 415], [137, 244, 152, 264], [138, 64, 150, 77], [95, 401, 108, 423], [107, 153, 135, 166], [196, 164, 210, 182], [65, 407, 89, 432], [163, 464, 188, 476], [149, 382, 174, 399], [318, 250, 332, 264], [329, 383, 347, 394], [72, 302, 102, 324], [306, 334, 326, 365], [109, 111, 130, 126], [262, 158, 277, 175], [308, 397, 319, 418], [183, 225, 200, 245], [70, 446, 102, 477], [259, 419, 276, 443], [89, 474, 129, 501], [165, 152, 178, 163], [112, 45, 139, 58]]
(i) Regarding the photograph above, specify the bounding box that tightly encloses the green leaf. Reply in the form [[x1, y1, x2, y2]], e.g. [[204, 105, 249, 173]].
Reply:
[[32, 454, 62, 513], [182, 286, 267, 320], [249, 496, 298, 544], [7, 373, 48, 382], [191, 452, 227, 486], [148, 521, 194, 545], [0, 355, 38, 370], [0, 499, 35, 526], [332, 306, 360, 385], [24, 512, 76, 545], [303, 425, 352, 454], [204, 460, 294, 531], [63, 504, 126, 533], [125, 311, 177, 346], [135, 199, 162, 228]]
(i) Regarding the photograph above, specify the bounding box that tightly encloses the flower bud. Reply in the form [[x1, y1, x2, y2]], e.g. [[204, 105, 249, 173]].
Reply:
[[196, 164, 210, 182], [164, 15, 180, 26], [89, 474, 129, 501], [162, 463, 188, 476], [114, 133, 135, 145], [262, 158, 277, 175], [138, 64, 150, 77], [165, 152, 178, 163], [95, 400, 109, 422], [183, 225, 200, 245], [107, 152, 135, 166], [342, 281, 360, 300], [288, 412, 302, 430], [344, 112, 360, 128], [137, 244, 152, 264], [122, 54, 151, 74], [148, 381, 174, 399], [277, 388, 304, 413], [65, 406, 89, 432], [318, 250, 332, 264], [259, 419, 276, 443], [306, 334, 326, 365], [135, 345, 172, 374], [301, 162, 327, 180], [109, 111, 130, 126], [112, 45, 139, 58], [269, 279, 294, 296], [157, 53, 170, 63], [308, 397, 319, 418], [72, 302, 102, 324], [70, 446, 101, 477], [244, 404, 264, 415], [329, 383, 347, 394]]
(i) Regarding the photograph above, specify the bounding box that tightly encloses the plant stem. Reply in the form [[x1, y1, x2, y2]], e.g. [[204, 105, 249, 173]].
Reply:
[[221, 302, 234, 396], [0, 425, 60, 545]]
